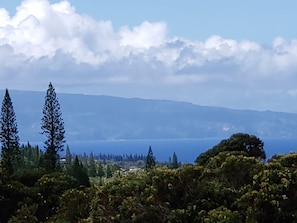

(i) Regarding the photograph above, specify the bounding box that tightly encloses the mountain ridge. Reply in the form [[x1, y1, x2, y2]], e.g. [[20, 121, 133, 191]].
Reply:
[[1, 89, 297, 142]]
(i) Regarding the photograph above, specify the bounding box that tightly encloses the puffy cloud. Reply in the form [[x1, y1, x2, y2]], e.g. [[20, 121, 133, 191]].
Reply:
[[1, 0, 297, 112], [119, 21, 167, 49]]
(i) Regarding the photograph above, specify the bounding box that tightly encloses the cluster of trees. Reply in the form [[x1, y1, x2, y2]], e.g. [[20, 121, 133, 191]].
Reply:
[[2, 131, 297, 222], [0, 83, 65, 175]]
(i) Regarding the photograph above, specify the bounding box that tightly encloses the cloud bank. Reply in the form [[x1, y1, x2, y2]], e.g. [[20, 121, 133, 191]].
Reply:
[[1, 0, 297, 112]]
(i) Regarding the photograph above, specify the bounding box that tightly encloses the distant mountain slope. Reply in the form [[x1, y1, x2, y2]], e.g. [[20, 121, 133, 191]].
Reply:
[[2, 90, 297, 142]]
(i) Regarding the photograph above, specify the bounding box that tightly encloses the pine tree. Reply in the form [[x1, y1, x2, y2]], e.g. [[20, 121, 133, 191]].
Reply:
[[0, 89, 20, 175], [65, 145, 72, 165], [97, 162, 105, 178], [41, 83, 65, 171], [70, 156, 90, 187], [105, 164, 112, 178], [88, 152, 97, 177], [65, 145, 72, 173], [145, 146, 156, 170], [171, 151, 179, 169]]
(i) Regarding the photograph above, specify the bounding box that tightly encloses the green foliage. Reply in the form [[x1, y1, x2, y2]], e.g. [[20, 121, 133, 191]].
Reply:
[[13, 168, 46, 187], [207, 152, 264, 190], [88, 152, 97, 177], [41, 82, 65, 171], [196, 133, 266, 165], [97, 162, 105, 178], [0, 89, 20, 175], [202, 207, 241, 223], [2, 130, 297, 222], [8, 204, 38, 223], [36, 172, 78, 221], [18, 143, 43, 170], [56, 188, 93, 223], [68, 156, 90, 187]]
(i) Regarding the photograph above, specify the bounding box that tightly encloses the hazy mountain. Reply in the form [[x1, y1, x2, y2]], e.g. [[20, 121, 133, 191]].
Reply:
[[2, 90, 297, 143]]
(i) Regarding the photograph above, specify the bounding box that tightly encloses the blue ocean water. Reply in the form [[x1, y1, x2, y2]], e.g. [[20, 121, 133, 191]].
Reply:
[[66, 138, 297, 163]]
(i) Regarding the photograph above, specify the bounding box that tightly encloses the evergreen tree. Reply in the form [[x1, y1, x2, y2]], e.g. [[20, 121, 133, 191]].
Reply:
[[97, 162, 105, 178], [64, 145, 72, 173], [70, 156, 90, 187], [82, 152, 88, 167], [145, 146, 156, 170], [88, 152, 97, 177], [19, 143, 42, 169], [40, 83, 65, 171], [106, 164, 113, 178], [0, 89, 20, 175], [171, 151, 179, 169], [65, 145, 72, 165]]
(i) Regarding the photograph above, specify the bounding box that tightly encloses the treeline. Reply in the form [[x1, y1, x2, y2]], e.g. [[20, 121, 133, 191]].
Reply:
[[92, 153, 146, 163], [2, 133, 297, 222]]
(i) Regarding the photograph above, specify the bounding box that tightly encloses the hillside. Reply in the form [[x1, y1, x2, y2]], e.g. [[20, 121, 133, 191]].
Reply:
[[2, 90, 297, 142]]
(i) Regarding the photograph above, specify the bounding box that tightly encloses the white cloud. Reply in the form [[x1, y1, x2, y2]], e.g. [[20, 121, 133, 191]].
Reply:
[[119, 21, 167, 49], [1, 0, 297, 112]]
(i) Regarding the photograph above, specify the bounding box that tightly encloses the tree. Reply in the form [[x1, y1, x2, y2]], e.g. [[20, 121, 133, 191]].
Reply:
[[97, 162, 105, 178], [88, 152, 97, 177], [171, 151, 179, 169], [145, 146, 156, 170], [0, 89, 20, 175], [65, 145, 72, 172], [41, 83, 65, 171], [69, 156, 90, 187], [195, 133, 266, 165]]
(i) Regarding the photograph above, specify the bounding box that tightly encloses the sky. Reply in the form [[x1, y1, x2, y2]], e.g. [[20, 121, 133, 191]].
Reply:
[[0, 0, 297, 112]]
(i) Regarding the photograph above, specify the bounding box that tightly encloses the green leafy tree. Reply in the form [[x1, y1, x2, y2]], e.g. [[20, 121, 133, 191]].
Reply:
[[36, 172, 79, 221], [57, 188, 92, 223], [0, 89, 20, 175], [40, 83, 65, 171], [196, 133, 266, 165], [145, 146, 156, 170]]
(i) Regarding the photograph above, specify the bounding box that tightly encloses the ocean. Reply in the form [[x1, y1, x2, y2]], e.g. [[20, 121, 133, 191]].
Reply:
[[65, 138, 297, 163]]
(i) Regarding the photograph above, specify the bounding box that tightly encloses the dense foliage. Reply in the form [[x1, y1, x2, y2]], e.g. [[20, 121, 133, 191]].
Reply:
[[1, 135, 297, 222]]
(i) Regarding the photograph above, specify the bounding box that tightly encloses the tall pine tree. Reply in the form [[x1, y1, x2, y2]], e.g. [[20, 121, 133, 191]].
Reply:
[[41, 83, 65, 171], [171, 151, 179, 169], [145, 146, 156, 170], [0, 89, 20, 175]]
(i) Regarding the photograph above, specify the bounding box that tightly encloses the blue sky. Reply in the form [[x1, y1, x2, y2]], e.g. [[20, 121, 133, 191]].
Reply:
[[1, 0, 297, 112]]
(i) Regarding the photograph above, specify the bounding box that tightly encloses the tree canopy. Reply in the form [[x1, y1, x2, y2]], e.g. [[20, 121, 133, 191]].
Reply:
[[195, 133, 266, 165]]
